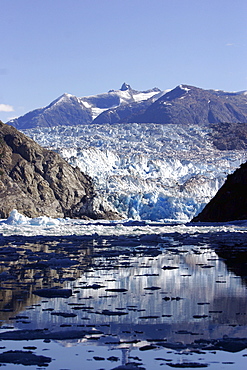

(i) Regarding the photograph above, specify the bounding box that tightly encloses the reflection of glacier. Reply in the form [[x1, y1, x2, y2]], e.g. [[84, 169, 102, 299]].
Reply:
[[22, 123, 247, 221], [13, 244, 247, 344]]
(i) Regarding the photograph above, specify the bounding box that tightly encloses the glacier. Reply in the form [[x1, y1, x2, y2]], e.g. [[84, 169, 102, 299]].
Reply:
[[21, 123, 247, 222]]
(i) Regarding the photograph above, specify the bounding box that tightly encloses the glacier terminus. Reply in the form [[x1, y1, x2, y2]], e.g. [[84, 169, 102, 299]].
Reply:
[[22, 122, 247, 221]]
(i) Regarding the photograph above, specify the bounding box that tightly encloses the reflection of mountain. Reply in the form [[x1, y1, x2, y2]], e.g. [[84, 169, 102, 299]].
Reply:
[[0, 235, 94, 323], [215, 245, 247, 286], [1, 232, 247, 353]]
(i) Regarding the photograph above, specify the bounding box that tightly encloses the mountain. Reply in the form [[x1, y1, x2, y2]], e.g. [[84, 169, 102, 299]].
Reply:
[[7, 84, 247, 130], [192, 161, 247, 222], [0, 121, 120, 219], [7, 84, 247, 129], [94, 85, 247, 125], [7, 84, 161, 129]]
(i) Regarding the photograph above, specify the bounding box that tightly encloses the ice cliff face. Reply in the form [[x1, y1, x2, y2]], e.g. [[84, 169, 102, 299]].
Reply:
[[22, 123, 247, 221]]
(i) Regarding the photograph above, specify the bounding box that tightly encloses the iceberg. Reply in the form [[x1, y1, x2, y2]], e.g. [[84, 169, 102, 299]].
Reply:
[[1, 209, 61, 227]]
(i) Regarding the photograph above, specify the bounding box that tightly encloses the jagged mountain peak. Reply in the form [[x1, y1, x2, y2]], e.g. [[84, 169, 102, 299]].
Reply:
[[133, 84, 247, 125], [120, 82, 132, 91]]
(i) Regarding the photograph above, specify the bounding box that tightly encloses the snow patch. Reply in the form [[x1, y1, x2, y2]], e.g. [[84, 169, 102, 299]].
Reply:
[[81, 100, 92, 109], [179, 85, 190, 92], [91, 107, 109, 120], [133, 91, 160, 102]]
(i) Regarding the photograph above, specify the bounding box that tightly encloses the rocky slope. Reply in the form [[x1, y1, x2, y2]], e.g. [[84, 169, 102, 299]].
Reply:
[[192, 161, 247, 222], [0, 121, 120, 219]]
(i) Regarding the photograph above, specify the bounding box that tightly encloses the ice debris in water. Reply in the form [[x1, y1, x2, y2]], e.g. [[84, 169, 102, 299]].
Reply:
[[1, 209, 60, 226]]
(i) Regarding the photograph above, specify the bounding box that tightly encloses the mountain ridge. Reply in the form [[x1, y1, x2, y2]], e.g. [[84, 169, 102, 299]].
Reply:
[[100, 84, 247, 125], [7, 84, 161, 129], [7, 83, 247, 130]]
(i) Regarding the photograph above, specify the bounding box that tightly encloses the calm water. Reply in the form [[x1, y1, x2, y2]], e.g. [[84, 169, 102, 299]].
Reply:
[[0, 221, 247, 369]]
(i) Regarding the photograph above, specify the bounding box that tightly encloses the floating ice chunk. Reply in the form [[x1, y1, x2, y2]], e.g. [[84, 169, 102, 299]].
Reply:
[[33, 288, 72, 298], [4, 209, 30, 225], [29, 216, 60, 226], [2, 209, 60, 226]]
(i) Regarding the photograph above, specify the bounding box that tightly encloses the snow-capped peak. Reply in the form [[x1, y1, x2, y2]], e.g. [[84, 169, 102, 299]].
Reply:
[[49, 93, 77, 107]]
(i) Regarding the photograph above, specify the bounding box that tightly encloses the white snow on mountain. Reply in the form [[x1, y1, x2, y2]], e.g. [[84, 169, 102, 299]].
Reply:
[[179, 85, 190, 93], [80, 86, 161, 119], [7, 84, 163, 129], [90, 106, 109, 120], [22, 123, 247, 222]]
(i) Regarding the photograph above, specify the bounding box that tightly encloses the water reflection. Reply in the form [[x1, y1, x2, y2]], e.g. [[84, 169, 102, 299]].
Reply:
[[0, 231, 247, 368]]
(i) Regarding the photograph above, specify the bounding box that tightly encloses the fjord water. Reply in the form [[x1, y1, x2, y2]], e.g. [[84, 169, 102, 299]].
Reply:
[[0, 218, 247, 369]]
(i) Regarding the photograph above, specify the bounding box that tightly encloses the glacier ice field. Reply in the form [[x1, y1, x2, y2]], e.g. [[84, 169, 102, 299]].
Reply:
[[22, 123, 247, 222]]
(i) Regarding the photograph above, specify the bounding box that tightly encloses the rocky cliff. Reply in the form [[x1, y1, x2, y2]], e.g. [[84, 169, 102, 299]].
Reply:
[[192, 161, 247, 222], [0, 121, 120, 219]]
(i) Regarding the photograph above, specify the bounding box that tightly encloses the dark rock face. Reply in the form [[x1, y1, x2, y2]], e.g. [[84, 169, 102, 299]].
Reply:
[[192, 162, 247, 222], [208, 122, 247, 150], [93, 99, 152, 124], [0, 121, 120, 219], [120, 82, 131, 91]]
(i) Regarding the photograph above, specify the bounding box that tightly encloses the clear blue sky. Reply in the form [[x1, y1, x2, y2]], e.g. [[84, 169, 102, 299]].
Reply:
[[1, 0, 247, 122]]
